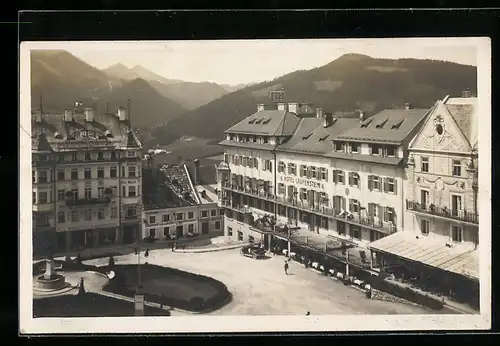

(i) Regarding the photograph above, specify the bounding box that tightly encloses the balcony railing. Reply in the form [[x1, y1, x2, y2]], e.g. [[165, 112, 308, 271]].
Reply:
[[221, 200, 253, 214], [124, 214, 139, 220], [222, 183, 396, 233], [406, 200, 479, 224], [65, 197, 111, 207]]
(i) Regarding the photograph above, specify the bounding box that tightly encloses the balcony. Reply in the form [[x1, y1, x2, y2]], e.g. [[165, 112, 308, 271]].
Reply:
[[65, 197, 111, 207], [221, 200, 253, 214], [406, 200, 479, 225], [222, 183, 396, 234], [123, 214, 139, 221]]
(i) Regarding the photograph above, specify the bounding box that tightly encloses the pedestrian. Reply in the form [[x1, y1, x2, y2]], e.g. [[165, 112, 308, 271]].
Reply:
[[284, 260, 289, 275], [145, 249, 150, 258]]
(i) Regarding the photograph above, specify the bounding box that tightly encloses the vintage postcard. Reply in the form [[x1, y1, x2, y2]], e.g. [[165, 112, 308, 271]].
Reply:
[[19, 38, 491, 334]]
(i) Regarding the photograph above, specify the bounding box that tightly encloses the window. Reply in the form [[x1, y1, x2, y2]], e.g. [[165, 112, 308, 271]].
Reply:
[[84, 168, 91, 180], [111, 207, 117, 218], [97, 209, 105, 220], [384, 178, 397, 194], [253, 158, 258, 170], [451, 225, 463, 242], [300, 188, 307, 200], [149, 229, 156, 238], [263, 137, 269, 144], [371, 144, 383, 156], [348, 172, 360, 187], [210, 209, 217, 217], [111, 186, 117, 196], [57, 189, 65, 201], [35, 215, 49, 227], [219, 209, 224, 216], [128, 166, 136, 177], [350, 226, 361, 240], [32, 170, 36, 183], [111, 151, 117, 160], [242, 156, 248, 167], [32, 192, 36, 204], [278, 183, 285, 195], [215, 221, 221, 230], [333, 170, 345, 184], [97, 167, 105, 178], [38, 191, 48, 204], [188, 212, 194, 219], [162, 214, 170, 222], [97, 152, 104, 160], [128, 186, 137, 197], [72, 152, 78, 161], [70, 168, 78, 180], [98, 186, 104, 198], [149, 215, 156, 224], [84, 152, 91, 160], [278, 161, 286, 173], [127, 206, 136, 217], [350, 143, 360, 153], [368, 175, 381, 191], [421, 157, 429, 172], [163, 227, 169, 237], [334, 142, 344, 152], [110, 166, 117, 178], [263, 159, 272, 172], [85, 209, 92, 221], [58, 212, 65, 223], [84, 187, 92, 199], [384, 207, 395, 223], [201, 211, 208, 218], [452, 160, 462, 177], [288, 163, 296, 175], [38, 170, 48, 183], [311, 166, 318, 179], [228, 227, 233, 236], [386, 146, 396, 157], [349, 199, 360, 213], [57, 169, 65, 181], [320, 167, 327, 181], [176, 213, 184, 221], [71, 187, 78, 200], [121, 166, 125, 177], [57, 154, 65, 162], [71, 210, 79, 222], [127, 151, 135, 157], [368, 203, 379, 218], [188, 224, 194, 233], [300, 165, 307, 177]]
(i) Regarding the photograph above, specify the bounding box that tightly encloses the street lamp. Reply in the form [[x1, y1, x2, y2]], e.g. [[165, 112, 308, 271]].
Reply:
[[134, 245, 144, 316]]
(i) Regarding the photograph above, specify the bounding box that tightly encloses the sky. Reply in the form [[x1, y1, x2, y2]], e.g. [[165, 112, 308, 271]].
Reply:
[[55, 39, 479, 86]]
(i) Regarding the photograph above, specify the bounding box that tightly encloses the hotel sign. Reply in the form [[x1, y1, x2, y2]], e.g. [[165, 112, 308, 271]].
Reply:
[[279, 175, 325, 190]]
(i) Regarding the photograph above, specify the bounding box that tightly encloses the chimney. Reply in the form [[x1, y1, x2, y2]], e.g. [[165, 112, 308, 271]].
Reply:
[[257, 104, 265, 112], [277, 103, 286, 111], [288, 102, 298, 114], [323, 112, 333, 128], [117, 108, 127, 121], [462, 89, 471, 98], [84, 108, 94, 122], [194, 159, 200, 185], [359, 110, 365, 123], [405, 103, 412, 110], [316, 108, 323, 119], [64, 109, 73, 122]]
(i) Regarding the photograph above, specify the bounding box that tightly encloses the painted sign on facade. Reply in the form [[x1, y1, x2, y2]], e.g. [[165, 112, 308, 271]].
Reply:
[[279, 175, 325, 190]]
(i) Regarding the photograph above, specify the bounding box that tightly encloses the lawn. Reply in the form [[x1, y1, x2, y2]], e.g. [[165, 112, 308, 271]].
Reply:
[[104, 264, 231, 312], [33, 293, 169, 318]]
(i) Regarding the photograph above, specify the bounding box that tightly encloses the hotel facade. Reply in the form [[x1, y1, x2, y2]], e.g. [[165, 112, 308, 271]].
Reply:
[[217, 101, 431, 251], [31, 102, 143, 255]]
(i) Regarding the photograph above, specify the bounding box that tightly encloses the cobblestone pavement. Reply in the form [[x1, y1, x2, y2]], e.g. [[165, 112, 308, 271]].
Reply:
[[83, 248, 455, 315]]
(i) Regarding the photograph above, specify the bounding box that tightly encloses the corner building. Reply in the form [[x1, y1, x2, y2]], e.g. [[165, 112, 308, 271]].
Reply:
[[217, 102, 430, 249], [31, 104, 143, 255]]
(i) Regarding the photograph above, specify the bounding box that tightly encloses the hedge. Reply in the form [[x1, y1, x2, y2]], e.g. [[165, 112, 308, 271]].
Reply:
[[103, 264, 231, 313]]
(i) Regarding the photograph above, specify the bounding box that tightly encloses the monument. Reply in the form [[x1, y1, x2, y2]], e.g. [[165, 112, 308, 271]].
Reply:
[[34, 257, 68, 291]]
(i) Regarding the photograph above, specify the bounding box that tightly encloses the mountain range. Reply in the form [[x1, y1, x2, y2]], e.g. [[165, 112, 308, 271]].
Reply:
[[150, 53, 477, 145], [30, 51, 477, 145]]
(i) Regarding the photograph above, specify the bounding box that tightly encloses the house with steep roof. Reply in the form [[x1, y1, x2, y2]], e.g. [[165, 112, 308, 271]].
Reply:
[[31, 101, 143, 255], [367, 91, 479, 310]]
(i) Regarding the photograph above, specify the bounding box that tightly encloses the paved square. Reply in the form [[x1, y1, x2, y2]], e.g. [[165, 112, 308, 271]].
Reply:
[[83, 248, 450, 315]]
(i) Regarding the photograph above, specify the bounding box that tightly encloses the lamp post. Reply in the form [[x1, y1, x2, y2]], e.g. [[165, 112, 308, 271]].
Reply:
[[134, 245, 144, 316]]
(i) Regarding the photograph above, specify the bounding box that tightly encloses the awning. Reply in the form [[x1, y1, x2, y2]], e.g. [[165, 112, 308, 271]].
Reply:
[[368, 231, 479, 281]]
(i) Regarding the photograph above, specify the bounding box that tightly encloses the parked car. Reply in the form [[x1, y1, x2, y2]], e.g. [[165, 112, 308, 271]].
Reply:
[[240, 245, 266, 259]]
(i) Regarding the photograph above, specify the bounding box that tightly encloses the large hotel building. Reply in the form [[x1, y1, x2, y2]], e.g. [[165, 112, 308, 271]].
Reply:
[[31, 101, 143, 255], [217, 93, 480, 307]]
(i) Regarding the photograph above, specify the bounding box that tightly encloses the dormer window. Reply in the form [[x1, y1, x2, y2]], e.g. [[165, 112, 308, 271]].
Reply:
[[263, 137, 269, 144], [104, 130, 113, 138], [255, 118, 264, 124], [319, 134, 330, 142], [248, 119, 256, 124], [334, 142, 344, 152], [54, 131, 63, 140], [302, 133, 313, 140], [375, 119, 389, 129], [350, 142, 360, 153], [391, 119, 405, 129], [262, 118, 271, 124], [371, 144, 383, 156], [360, 118, 373, 128], [386, 146, 396, 157]]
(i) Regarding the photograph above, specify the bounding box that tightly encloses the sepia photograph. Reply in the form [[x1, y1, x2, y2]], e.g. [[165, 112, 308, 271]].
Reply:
[[19, 37, 491, 333]]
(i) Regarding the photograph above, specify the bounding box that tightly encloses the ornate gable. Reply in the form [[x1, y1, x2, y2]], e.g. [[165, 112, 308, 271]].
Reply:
[[410, 102, 472, 153]]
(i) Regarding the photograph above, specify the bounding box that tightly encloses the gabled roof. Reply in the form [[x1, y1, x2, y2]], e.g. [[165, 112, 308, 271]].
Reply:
[[336, 108, 431, 144], [32, 132, 54, 153], [444, 97, 478, 149], [277, 117, 359, 155], [125, 130, 141, 148], [226, 110, 301, 136]]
